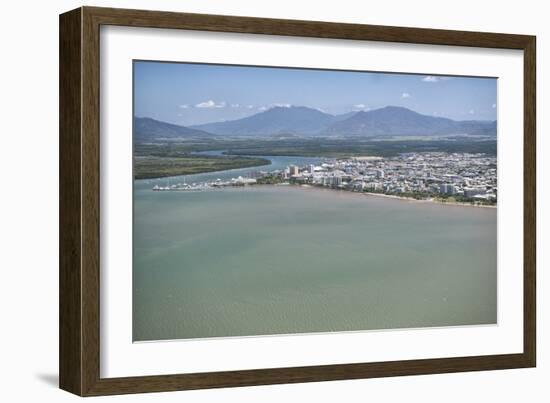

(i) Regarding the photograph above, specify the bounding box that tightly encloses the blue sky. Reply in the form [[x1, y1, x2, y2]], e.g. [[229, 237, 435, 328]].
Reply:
[[134, 61, 497, 126]]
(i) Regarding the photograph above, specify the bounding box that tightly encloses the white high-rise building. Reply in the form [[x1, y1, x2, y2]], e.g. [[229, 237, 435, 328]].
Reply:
[[439, 183, 456, 195]]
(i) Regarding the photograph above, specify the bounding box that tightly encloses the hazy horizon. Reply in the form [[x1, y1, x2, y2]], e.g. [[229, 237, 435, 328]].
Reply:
[[134, 61, 497, 126], [134, 104, 498, 129]]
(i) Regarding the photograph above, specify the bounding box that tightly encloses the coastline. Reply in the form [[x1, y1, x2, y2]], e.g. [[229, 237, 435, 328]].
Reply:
[[136, 151, 496, 210], [146, 179, 497, 209], [241, 183, 497, 209], [359, 189, 497, 209]]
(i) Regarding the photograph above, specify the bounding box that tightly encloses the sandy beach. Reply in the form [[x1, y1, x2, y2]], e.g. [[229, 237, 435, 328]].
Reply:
[[292, 184, 497, 209], [360, 191, 497, 209]]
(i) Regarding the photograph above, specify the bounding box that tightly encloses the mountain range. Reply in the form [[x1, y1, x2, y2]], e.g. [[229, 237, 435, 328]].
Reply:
[[322, 106, 497, 137], [134, 117, 212, 142], [135, 105, 496, 141], [192, 106, 350, 135]]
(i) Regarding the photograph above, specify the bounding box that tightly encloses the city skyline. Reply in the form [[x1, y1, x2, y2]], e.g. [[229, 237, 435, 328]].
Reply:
[[134, 61, 498, 126], [151, 152, 497, 206]]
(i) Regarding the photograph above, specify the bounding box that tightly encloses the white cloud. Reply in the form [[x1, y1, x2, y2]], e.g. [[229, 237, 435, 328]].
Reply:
[[195, 100, 226, 108], [401, 92, 411, 98], [254, 103, 292, 111], [179, 104, 189, 109], [195, 100, 215, 108], [422, 76, 439, 82], [492, 103, 497, 108], [230, 103, 240, 108], [469, 109, 475, 115], [353, 103, 371, 111], [422, 75, 452, 83]]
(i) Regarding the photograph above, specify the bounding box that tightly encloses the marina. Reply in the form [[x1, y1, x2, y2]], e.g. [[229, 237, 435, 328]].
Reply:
[[152, 176, 257, 191]]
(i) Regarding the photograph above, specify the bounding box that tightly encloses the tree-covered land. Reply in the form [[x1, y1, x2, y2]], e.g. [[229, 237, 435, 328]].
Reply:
[[134, 155, 270, 179]]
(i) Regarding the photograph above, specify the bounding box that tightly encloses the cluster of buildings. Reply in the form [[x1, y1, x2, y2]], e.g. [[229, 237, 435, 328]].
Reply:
[[152, 152, 497, 205], [268, 152, 497, 203]]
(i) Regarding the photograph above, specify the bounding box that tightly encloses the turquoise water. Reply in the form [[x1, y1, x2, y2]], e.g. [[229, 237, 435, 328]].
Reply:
[[133, 157, 497, 341]]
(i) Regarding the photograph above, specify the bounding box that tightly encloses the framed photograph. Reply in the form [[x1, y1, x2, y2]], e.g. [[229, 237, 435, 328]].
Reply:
[[59, 6, 536, 396]]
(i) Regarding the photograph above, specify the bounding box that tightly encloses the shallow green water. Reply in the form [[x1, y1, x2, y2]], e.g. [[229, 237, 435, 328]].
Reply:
[[133, 185, 497, 341]]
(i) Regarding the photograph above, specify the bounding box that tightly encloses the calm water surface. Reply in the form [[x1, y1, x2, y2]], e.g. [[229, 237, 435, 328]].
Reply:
[[133, 157, 497, 341]]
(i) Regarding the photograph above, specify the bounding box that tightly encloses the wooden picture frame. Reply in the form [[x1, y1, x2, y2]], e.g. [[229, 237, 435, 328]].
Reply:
[[59, 6, 536, 396]]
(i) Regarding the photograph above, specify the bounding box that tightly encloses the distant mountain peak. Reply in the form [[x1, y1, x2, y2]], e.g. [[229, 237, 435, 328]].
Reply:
[[192, 105, 335, 136], [271, 104, 294, 109], [364, 106, 424, 116], [378, 105, 411, 111], [263, 105, 320, 113], [323, 106, 496, 137]]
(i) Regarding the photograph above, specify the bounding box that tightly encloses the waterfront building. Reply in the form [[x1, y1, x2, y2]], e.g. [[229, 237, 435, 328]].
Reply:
[[464, 187, 487, 198], [440, 183, 456, 195], [330, 176, 343, 187]]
